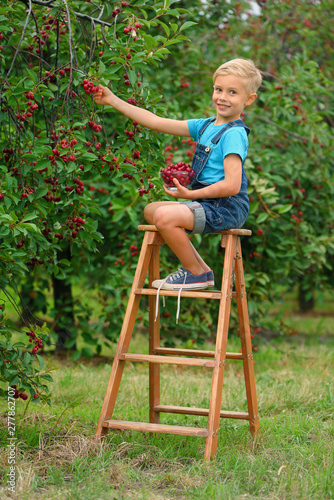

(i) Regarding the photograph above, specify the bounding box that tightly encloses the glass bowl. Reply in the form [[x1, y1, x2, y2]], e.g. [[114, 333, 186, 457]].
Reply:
[[160, 166, 195, 190]]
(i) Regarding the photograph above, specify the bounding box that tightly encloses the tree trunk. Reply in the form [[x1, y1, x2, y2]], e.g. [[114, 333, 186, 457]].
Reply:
[[52, 247, 75, 350], [298, 281, 315, 312]]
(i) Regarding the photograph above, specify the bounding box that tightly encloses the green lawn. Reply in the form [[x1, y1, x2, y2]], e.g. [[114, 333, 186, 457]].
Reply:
[[1, 296, 333, 499]]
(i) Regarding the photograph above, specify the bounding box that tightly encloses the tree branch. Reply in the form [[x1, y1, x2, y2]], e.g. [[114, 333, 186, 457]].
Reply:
[[21, 0, 113, 27], [256, 116, 309, 143]]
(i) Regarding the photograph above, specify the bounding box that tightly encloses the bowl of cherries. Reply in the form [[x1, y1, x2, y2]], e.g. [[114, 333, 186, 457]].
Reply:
[[160, 162, 195, 191]]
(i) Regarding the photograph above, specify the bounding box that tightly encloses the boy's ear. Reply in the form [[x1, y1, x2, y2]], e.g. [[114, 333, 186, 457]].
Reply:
[[245, 93, 257, 107]]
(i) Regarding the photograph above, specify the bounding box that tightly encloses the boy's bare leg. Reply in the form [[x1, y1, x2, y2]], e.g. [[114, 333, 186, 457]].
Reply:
[[189, 241, 212, 273], [144, 202, 208, 276]]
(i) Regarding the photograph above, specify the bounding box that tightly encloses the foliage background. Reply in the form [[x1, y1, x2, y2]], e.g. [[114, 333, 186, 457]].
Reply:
[[0, 0, 333, 402]]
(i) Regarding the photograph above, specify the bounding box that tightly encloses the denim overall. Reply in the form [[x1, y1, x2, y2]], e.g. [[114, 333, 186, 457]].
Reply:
[[182, 118, 250, 234]]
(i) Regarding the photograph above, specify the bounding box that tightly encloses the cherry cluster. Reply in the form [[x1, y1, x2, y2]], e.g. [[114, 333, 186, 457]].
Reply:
[[3, 147, 14, 162], [43, 71, 57, 84], [74, 177, 85, 194], [26, 330, 44, 355], [27, 256, 44, 269], [112, 1, 128, 17], [138, 183, 154, 197], [43, 176, 60, 203], [82, 79, 99, 95], [129, 244, 139, 257], [123, 71, 142, 88], [160, 162, 195, 188], [3, 91, 40, 127], [123, 22, 142, 34], [19, 185, 34, 201], [10, 385, 28, 400], [65, 215, 86, 240], [88, 120, 102, 133]]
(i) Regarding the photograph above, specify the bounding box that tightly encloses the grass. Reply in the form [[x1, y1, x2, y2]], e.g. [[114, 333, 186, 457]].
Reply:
[[0, 299, 333, 499]]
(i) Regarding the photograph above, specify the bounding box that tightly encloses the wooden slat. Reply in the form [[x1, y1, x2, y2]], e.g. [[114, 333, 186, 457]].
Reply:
[[137, 224, 251, 236], [103, 419, 209, 437], [153, 347, 215, 358], [135, 288, 231, 299], [120, 353, 216, 368], [153, 347, 243, 360], [153, 405, 250, 420]]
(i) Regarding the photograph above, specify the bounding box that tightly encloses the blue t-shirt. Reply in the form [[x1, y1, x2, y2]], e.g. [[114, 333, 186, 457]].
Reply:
[[187, 118, 249, 184]]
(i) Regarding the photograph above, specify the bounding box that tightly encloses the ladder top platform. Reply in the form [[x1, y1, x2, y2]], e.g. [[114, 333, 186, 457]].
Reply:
[[137, 224, 252, 236]]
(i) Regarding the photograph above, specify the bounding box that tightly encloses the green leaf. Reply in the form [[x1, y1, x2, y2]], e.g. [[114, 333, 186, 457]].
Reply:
[[23, 352, 32, 366], [25, 68, 38, 84], [99, 60, 106, 77], [18, 223, 40, 233], [277, 204, 293, 214], [71, 351, 81, 362], [179, 21, 197, 31], [36, 354, 44, 371], [9, 375, 19, 386], [20, 213, 38, 223], [156, 20, 170, 37], [81, 152, 98, 160], [34, 186, 49, 199], [256, 212, 269, 224]]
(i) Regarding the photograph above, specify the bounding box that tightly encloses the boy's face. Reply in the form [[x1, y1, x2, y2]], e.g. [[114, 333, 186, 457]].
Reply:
[[212, 74, 257, 125]]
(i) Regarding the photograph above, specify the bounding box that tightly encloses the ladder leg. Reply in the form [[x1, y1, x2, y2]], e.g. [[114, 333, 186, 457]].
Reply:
[[149, 235, 164, 423], [95, 231, 157, 440], [234, 238, 260, 435], [204, 234, 237, 460]]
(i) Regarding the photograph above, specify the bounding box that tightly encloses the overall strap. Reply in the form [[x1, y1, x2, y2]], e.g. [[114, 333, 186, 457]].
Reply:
[[198, 117, 216, 140], [211, 119, 250, 145]]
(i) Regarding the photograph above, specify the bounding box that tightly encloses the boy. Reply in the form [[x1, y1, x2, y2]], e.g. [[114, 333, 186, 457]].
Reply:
[[93, 58, 262, 291]]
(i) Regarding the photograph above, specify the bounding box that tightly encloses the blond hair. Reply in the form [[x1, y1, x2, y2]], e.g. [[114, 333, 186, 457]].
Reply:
[[213, 58, 262, 95]]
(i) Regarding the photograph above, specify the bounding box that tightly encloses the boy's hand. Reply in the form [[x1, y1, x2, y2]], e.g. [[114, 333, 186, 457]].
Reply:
[[163, 178, 194, 199], [93, 84, 114, 106]]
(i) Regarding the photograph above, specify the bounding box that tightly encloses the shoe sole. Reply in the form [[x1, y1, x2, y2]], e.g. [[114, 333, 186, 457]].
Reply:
[[152, 282, 209, 290]]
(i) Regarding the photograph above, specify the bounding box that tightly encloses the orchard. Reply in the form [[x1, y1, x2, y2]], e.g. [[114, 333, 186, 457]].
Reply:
[[0, 0, 333, 404]]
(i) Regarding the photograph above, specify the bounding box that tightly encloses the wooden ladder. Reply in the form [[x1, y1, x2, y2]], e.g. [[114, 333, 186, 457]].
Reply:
[[96, 224, 260, 460]]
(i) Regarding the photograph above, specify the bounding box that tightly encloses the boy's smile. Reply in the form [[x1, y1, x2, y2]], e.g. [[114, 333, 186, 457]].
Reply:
[[212, 74, 257, 125]]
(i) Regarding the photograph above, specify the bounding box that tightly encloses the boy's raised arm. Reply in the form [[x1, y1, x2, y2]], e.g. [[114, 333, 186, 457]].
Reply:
[[93, 84, 191, 137]]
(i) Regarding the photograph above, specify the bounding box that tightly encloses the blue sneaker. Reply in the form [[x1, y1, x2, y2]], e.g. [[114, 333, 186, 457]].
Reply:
[[206, 270, 215, 287], [152, 267, 209, 290]]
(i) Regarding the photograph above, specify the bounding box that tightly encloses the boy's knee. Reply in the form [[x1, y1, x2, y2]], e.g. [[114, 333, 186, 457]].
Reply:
[[153, 206, 170, 230], [143, 204, 152, 223]]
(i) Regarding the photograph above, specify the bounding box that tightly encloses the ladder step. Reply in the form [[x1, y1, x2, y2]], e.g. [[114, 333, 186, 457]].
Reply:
[[137, 224, 252, 236], [153, 405, 250, 420], [136, 288, 237, 299], [119, 353, 215, 367], [153, 347, 244, 360], [103, 419, 209, 437]]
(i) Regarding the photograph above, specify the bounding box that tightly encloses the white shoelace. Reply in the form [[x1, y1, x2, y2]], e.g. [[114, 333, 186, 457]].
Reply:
[[154, 268, 187, 324]]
